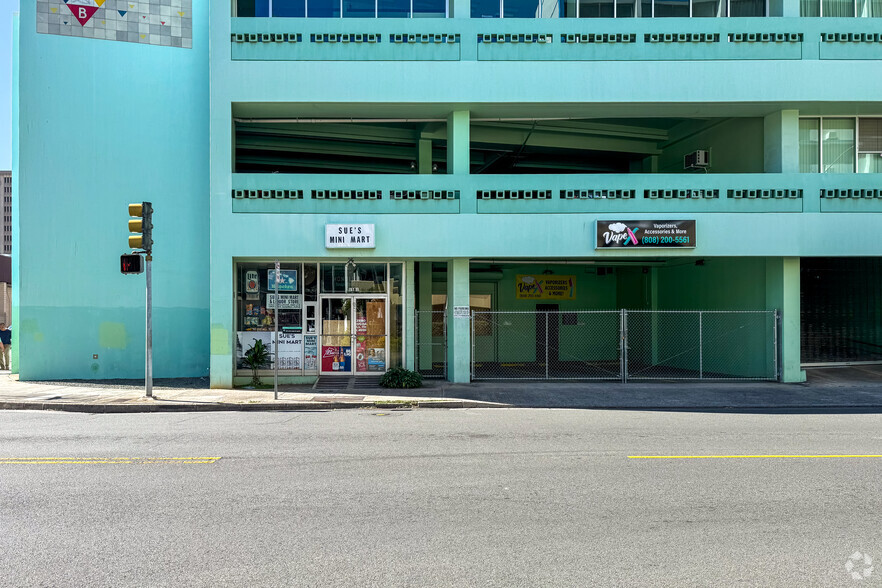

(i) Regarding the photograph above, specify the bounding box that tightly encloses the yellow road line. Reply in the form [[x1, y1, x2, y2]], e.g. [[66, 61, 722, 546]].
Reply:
[[629, 454, 882, 459], [0, 457, 221, 464]]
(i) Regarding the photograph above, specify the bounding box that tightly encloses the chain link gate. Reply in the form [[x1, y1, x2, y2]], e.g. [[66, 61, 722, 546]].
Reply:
[[624, 310, 778, 381], [470, 309, 779, 382], [470, 311, 623, 380], [414, 310, 447, 379]]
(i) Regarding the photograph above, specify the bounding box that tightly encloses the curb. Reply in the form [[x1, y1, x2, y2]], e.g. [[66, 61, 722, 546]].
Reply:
[[0, 399, 506, 413]]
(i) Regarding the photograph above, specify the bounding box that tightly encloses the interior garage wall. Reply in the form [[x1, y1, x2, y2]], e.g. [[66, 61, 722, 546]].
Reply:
[[652, 257, 774, 378], [658, 118, 765, 174]]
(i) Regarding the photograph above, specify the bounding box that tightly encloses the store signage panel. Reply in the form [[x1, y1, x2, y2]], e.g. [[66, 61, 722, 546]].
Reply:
[[266, 293, 303, 310], [516, 275, 577, 300], [326, 224, 376, 249], [267, 269, 298, 291], [596, 220, 696, 249]]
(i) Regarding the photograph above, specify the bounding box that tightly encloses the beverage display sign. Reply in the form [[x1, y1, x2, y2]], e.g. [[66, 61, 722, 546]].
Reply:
[[321, 346, 352, 372], [596, 220, 696, 249]]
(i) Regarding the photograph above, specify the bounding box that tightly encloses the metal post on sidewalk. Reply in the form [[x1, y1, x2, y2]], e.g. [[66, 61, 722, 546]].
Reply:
[[145, 254, 153, 398], [545, 312, 549, 380], [699, 311, 703, 380], [274, 260, 280, 400]]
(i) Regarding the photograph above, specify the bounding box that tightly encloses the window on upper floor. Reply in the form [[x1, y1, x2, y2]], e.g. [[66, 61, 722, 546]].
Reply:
[[235, 0, 447, 17], [474, 0, 764, 15], [800, 117, 882, 173], [801, 0, 880, 15]]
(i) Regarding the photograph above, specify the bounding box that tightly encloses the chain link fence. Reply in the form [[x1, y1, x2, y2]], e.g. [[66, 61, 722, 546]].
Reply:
[[625, 310, 778, 381], [471, 311, 623, 380], [469, 309, 778, 382], [415, 310, 446, 379]]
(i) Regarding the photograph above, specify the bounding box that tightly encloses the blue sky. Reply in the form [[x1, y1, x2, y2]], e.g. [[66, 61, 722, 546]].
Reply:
[[1, 0, 20, 171]]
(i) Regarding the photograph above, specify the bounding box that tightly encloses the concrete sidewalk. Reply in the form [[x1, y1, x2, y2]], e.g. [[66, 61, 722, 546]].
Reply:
[[0, 365, 880, 413]]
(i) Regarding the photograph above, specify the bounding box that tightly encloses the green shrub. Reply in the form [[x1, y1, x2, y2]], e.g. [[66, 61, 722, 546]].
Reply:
[[380, 367, 423, 389], [243, 339, 271, 387]]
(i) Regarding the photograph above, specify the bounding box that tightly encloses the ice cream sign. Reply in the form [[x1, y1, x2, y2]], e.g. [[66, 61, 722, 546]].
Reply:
[[596, 220, 696, 249], [515, 275, 577, 300]]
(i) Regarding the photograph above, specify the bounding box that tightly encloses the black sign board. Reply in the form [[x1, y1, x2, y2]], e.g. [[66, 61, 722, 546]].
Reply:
[[596, 220, 696, 249]]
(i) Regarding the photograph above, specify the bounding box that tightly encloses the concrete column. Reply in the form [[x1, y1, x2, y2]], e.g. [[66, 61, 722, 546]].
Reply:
[[418, 139, 433, 175], [405, 261, 416, 371], [446, 259, 471, 383], [447, 111, 470, 176], [778, 0, 800, 16], [209, 259, 234, 389], [450, 0, 470, 18], [418, 262, 434, 371], [764, 110, 800, 173], [766, 257, 806, 383]]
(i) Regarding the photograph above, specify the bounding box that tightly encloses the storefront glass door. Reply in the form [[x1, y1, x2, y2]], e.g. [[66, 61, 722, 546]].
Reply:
[[355, 298, 387, 374], [320, 298, 352, 374], [320, 296, 388, 375]]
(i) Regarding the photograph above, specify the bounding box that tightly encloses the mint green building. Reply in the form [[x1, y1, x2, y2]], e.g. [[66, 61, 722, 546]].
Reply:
[[13, 0, 882, 387]]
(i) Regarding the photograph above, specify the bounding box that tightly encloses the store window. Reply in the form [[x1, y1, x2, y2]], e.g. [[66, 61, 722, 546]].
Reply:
[[799, 117, 882, 174], [235, 262, 304, 372], [802, 0, 881, 15], [235, 0, 445, 17], [799, 118, 820, 174], [485, 0, 761, 16]]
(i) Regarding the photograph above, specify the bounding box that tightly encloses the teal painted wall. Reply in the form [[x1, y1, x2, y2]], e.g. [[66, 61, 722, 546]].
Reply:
[[16, 3, 210, 380], [658, 118, 765, 174], [17, 0, 882, 384]]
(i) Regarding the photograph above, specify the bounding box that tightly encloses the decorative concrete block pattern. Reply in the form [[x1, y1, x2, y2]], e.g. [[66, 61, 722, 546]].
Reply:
[[36, 0, 192, 49]]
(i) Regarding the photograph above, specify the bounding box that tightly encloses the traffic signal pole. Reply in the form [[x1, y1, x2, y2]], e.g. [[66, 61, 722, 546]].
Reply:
[[126, 202, 153, 398], [146, 253, 153, 398]]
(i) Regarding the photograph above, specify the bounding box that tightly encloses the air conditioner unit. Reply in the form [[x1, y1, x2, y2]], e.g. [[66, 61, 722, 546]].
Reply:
[[684, 150, 710, 170]]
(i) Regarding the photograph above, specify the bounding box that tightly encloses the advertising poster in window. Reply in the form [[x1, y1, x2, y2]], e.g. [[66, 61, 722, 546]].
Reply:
[[245, 270, 260, 301], [321, 346, 351, 372], [515, 275, 577, 300], [267, 269, 298, 291], [304, 335, 318, 371], [236, 332, 303, 371]]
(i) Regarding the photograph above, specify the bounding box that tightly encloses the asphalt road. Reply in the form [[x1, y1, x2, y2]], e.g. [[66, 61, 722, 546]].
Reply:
[[0, 409, 880, 587]]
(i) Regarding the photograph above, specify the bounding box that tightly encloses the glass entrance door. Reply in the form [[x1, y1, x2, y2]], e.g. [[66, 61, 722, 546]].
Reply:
[[320, 298, 352, 374], [320, 296, 388, 375], [355, 298, 387, 374]]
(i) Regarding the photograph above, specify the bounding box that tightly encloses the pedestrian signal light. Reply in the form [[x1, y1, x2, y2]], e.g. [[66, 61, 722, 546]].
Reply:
[[120, 254, 144, 275], [128, 202, 153, 252]]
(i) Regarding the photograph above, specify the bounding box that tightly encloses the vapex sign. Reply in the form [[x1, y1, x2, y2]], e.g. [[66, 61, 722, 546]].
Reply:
[[595, 220, 696, 249]]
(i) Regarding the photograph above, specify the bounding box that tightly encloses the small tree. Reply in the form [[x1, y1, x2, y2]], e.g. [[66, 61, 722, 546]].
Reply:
[[243, 339, 271, 387]]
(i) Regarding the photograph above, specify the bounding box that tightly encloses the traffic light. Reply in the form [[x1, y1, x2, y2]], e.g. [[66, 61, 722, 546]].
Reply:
[[128, 202, 153, 252], [120, 254, 144, 275]]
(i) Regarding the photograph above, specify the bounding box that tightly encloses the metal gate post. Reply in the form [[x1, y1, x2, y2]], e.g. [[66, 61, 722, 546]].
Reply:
[[545, 312, 549, 380], [443, 311, 448, 380], [621, 309, 627, 383], [470, 311, 475, 381], [773, 309, 779, 381], [699, 311, 703, 380]]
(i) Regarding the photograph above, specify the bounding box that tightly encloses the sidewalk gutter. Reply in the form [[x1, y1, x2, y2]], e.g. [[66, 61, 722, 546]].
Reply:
[[0, 399, 507, 413]]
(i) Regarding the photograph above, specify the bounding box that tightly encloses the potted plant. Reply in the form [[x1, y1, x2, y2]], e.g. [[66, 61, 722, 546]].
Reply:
[[243, 339, 271, 387]]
